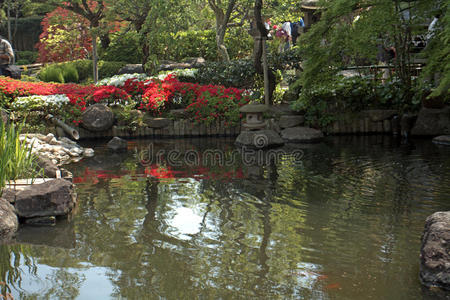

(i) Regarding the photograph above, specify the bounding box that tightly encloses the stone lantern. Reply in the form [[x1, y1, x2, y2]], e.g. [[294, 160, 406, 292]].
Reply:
[[240, 103, 268, 131]]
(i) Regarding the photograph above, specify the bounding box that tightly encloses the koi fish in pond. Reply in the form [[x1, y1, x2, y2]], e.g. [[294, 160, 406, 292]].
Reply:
[[325, 283, 341, 290]]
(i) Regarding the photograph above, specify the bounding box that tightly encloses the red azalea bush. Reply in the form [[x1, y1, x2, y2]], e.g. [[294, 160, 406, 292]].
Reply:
[[137, 75, 250, 123], [1, 74, 250, 126]]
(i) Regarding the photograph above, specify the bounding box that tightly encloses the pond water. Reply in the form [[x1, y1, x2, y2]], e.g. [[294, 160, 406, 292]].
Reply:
[[1, 136, 450, 299]]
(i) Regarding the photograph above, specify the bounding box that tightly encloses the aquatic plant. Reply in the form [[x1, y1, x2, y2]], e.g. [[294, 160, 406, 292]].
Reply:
[[0, 122, 38, 196]]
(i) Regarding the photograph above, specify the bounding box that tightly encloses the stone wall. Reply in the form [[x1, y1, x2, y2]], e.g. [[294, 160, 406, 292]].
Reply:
[[78, 119, 241, 139]]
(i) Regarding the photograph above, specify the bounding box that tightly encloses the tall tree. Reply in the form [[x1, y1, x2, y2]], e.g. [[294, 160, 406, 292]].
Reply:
[[37, 0, 108, 82], [253, 0, 276, 103], [107, 0, 183, 73], [207, 0, 250, 61]]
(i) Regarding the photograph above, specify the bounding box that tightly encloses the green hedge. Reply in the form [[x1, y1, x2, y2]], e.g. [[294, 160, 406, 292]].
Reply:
[[38, 60, 127, 83], [99, 32, 142, 64], [15, 51, 39, 65]]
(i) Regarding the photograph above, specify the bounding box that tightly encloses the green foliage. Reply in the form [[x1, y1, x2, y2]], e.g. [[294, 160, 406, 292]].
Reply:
[[98, 61, 127, 79], [38, 66, 65, 83], [15, 51, 39, 65], [38, 60, 127, 83], [291, 76, 425, 127], [420, 2, 450, 99], [62, 65, 79, 83], [177, 59, 258, 89], [99, 31, 142, 64], [167, 30, 217, 61], [0, 122, 38, 196]]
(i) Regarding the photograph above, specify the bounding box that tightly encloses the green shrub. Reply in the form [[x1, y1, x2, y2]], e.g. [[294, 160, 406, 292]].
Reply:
[[291, 76, 425, 127], [98, 61, 127, 79], [38, 66, 65, 83], [99, 32, 142, 64], [177, 59, 258, 88], [61, 64, 79, 83], [15, 51, 38, 65], [38, 60, 127, 83]]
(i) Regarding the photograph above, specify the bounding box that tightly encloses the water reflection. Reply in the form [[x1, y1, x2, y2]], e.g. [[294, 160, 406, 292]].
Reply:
[[1, 136, 449, 299]]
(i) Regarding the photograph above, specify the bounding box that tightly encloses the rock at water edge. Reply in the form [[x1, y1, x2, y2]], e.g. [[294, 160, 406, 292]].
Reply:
[[14, 179, 77, 218], [0, 198, 18, 240], [420, 211, 450, 290], [81, 104, 115, 132], [432, 135, 450, 146], [235, 129, 284, 149], [107, 137, 128, 152], [281, 127, 324, 143]]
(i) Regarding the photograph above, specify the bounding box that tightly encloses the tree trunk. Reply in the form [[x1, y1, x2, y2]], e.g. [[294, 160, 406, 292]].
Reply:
[[92, 32, 98, 83], [209, 0, 236, 62], [216, 27, 230, 62], [253, 0, 276, 104], [7, 0, 12, 43]]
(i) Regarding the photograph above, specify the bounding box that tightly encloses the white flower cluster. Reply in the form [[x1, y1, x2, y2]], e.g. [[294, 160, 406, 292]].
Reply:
[[12, 94, 70, 110], [96, 73, 152, 87]]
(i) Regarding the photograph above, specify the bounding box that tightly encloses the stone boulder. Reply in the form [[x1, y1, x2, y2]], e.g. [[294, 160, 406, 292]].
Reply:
[[0, 198, 18, 240], [144, 117, 172, 129], [35, 156, 72, 179], [281, 127, 324, 143], [420, 211, 450, 290], [118, 64, 145, 75], [1, 109, 9, 125], [81, 104, 115, 132], [362, 110, 398, 122], [411, 107, 450, 136], [170, 109, 188, 118], [433, 135, 450, 146], [14, 179, 77, 218], [278, 115, 305, 129], [107, 137, 128, 152], [269, 104, 301, 117], [235, 129, 284, 149]]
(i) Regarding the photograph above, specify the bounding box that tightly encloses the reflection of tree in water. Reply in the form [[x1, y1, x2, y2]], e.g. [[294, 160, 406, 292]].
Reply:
[[9, 136, 449, 298], [0, 245, 35, 296]]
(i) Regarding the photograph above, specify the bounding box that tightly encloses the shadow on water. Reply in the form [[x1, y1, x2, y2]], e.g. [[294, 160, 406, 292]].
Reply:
[[1, 135, 449, 299]]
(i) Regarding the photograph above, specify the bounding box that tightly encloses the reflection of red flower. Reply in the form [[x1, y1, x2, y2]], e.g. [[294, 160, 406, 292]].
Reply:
[[145, 164, 175, 179]]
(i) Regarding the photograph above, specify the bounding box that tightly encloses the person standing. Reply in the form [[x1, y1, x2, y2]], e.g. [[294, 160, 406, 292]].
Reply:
[[281, 21, 292, 52], [0, 35, 14, 76]]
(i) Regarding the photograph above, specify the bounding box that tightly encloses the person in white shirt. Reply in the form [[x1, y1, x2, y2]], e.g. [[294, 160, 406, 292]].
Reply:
[[0, 36, 14, 76]]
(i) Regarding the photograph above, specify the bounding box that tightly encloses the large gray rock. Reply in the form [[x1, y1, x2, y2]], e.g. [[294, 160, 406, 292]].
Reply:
[[411, 107, 450, 136], [432, 135, 450, 146], [118, 64, 145, 75], [235, 130, 284, 149], [14, 179, 77, 218], [278, 115, 305, 129], [144, 117, 172, 129], [420, 211, 450, 290], [0, 198, 18, 240], [1, 109, 9, 125], [107, 137, 128, 152], [281, 127, 324, 143], [35, 156, 72, 179], [81, 104, 115, 132], [362, 110, 398, 122]]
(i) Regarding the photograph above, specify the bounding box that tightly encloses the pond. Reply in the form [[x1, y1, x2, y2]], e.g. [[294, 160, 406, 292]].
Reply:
[[1, 136, 450, 299]]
